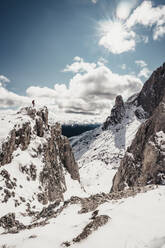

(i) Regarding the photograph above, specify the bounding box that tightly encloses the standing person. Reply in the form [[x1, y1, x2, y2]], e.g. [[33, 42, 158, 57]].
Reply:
[[32, 100, 35, 108]]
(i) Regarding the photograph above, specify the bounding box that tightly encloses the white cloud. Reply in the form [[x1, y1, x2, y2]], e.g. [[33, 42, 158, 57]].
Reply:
[[0, 86, 30, 108], [98, 57, 108, 65], [26, 58, 142, 116], [138, 67, 151, 79], [135, 60, 147, 68], [121, 64, 126, 70], [0, 58, 143, 122], [135, 60, 151, 79], [153, 25, 165, 40], [0, 75, 10, 87], [98, 20, 136, 54], [63, 57, 96, 73], [116, 0, 138, 20], [98, 1, 165, 54], [126, 1, 165, 28], [91, 0, 97, 3], [126, 1, 165, 40]]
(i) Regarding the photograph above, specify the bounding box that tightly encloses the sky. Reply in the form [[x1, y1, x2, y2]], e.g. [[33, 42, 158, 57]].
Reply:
[[0, 0, 165, 123]]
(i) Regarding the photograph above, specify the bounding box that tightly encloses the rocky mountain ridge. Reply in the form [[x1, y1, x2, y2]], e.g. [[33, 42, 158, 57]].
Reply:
[[111, 62, 165, 191], [0, 63, 165, 247], [0, 106, 80, 220]]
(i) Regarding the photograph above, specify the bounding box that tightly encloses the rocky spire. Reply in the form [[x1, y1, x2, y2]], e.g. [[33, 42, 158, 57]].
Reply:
[[102, 95, 125, 130]]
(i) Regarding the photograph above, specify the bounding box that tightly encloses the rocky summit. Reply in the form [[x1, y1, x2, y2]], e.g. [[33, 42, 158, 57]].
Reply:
[[102, 95, 125, 130], [0, 106, 80, 226]]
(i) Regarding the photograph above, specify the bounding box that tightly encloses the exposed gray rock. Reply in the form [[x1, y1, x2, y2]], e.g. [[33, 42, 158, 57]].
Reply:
[[102, 95, 125, 130], [0, 106, 80, 207], [0, 213, 25, 233], [72, 215, 110, 243], [137, 62, 165, 116], [111, 97, 165, 192]]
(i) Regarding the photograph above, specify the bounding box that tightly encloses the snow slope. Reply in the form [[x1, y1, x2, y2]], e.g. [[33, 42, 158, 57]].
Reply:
[[70, 105, 145, 194], [0, 186, 165, 248], [0, 105, 165, 248]]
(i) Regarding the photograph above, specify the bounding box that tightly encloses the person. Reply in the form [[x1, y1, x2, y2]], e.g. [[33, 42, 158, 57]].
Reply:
[[32, 100, 35, 107]]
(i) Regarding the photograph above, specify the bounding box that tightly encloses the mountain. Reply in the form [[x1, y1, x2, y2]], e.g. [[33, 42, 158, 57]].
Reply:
[[69, 100, 145, 194], [112, 62, 165, 191], [0, 63, 165, 248], [0, 106, 83, 233]]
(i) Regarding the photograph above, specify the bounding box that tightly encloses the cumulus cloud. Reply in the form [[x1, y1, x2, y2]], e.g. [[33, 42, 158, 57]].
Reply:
[[0, 86, 30, 108], [116, 0, 138, 20], [126, 1, 165, 28], [135, 60, 147, 68], [0, 75, 10, 87], [63, 57, 96, 73], [121, 64, 126, 70], [135, 60, 151, 79], [138, 67, 151, 79], [126, 1, 165, 41], [91, 0, 97, 3], [98, 1, 165, 54], [98, 20, 136, 54], [27, 57, 142, 116], [0, 75, 29, 108], [0, 58, 143, 122], [98, 57, 108, 65], [153, 25, 165, 40]]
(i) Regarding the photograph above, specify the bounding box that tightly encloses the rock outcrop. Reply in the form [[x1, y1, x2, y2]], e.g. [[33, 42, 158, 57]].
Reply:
[[137, 63, 165, 116], [0, 106, 79, 208], [111, 77, 165, 192], [102, 95, 125, 130]]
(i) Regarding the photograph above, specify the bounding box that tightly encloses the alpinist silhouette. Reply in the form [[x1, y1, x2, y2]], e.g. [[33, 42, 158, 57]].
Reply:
[[32, 100, 35, 107]]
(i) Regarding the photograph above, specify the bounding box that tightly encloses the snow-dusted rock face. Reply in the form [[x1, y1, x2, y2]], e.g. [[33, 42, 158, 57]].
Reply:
[[102, 95, 125, 130], [137, 62, 165, 116], [112, 93, 165, 192], [70, 104, 144, 194], [0, 106, 80, 225]]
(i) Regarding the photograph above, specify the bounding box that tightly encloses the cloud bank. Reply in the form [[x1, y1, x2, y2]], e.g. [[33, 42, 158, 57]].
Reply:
[[98, 1, 165, 54], [0, 58, 142, 123]]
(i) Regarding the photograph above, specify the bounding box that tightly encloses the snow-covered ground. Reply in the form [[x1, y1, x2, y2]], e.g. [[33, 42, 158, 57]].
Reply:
[[0, 105, 165, 248], [0, 186, 165, 248], [70, 105, 144, 194], [0, 107, 86, 228]]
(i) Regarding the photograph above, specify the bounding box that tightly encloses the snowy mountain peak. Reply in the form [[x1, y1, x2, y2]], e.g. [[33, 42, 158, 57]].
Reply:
[[102, 95, 125, 130], [0, 106, 81, 233]]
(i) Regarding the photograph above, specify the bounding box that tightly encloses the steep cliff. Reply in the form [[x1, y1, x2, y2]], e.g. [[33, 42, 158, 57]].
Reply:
[[111, 63, 165, 192], [102, 95, 125, 130], [137, 62, 165, 116], [0, 106, 80, 215]]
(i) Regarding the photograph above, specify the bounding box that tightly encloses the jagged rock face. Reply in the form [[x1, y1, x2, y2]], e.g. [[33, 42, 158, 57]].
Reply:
[[0, 213, 25, 233], [137, 63, 165, 116], [102, 95, 125, 130], [57, 135, 80, 181], [111, 98, 165, 192], [0, 106, 79, 207]]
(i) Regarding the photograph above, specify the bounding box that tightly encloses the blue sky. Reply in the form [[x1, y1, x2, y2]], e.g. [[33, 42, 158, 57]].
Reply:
[[0, 0, 165, 123]]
